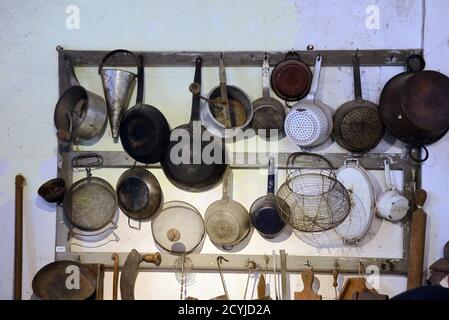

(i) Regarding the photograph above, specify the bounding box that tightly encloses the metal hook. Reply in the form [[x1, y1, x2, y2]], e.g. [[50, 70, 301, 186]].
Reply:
[[304, 260, 312, 270], [217, 256, 229, 300]]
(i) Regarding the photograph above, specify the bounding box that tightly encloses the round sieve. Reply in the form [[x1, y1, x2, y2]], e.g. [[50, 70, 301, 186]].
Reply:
[[63, 176, 117, 231], [151, 201, 205, 255]]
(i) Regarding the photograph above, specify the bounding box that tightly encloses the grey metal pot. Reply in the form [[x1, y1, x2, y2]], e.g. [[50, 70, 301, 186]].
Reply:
[[54, 56, 107, 141], [116, 167, 162, 227], [201, 55, 253, 139]]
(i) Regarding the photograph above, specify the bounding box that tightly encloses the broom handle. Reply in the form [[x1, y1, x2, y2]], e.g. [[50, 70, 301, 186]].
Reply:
[[14, 174, 25, 300]]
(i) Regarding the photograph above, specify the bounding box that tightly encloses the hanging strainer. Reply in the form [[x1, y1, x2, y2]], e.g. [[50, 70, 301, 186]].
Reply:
[[276, 153, 351, 232], [284, 56, 333, 148]]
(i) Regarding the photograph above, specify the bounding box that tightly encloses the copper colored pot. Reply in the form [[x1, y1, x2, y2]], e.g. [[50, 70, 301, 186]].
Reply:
[[271, 52, 312, 102]]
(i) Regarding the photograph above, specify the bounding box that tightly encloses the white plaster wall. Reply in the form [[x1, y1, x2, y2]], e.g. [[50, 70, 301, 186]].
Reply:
[[1, 0, 446, 300]]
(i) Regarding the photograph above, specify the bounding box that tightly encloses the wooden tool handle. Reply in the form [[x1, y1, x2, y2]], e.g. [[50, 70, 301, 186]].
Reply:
[[142, 253, 162, 266], [111, 253, 119, 300], [407, 189, 427, 290], [257, 273, 266, 299], [14, 174, 25, 300], [294, 269, 322, 300]]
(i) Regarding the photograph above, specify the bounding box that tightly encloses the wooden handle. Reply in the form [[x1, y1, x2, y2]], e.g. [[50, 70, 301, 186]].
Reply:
[[407, 190, 427, 290], [142, 253, 162, 266], [415, 189, 427, 207], [257, 273, 266, 299], [111, 253, 119, 300], [14, 174, 25, 300], [294, 269, 322, 300]]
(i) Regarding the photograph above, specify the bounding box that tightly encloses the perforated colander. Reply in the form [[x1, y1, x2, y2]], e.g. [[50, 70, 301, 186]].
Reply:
[[285, 101, 331, 147], [284, 55, 333, 148]]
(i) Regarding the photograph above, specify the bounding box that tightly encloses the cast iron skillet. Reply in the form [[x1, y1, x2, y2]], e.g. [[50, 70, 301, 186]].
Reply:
[[120, 55, 170, 164], [161, 56, 228, 192], [333, 51, 384, 153]]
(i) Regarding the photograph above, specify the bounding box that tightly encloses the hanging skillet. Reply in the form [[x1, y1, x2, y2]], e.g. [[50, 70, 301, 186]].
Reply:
[[116, 167, 162, 229], [333, 51, 384, 153], [120, 55, 170, 164], [270, 51, 313, 103], [161, 56, 228, 192], [379, 54, 449, 162]]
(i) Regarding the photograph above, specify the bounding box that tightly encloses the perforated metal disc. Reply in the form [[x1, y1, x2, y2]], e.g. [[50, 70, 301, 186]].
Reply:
[[152, 201, 205, 255], [340, 106, 384, 151], [285, 101, 330, 147]]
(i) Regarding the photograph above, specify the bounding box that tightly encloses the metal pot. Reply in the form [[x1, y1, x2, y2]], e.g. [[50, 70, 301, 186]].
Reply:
[[205, 168, 251, 249], [379, 54, 449, 162], [270, 51, 313, 102], [116, 168, 162, 226], [250, 157, 288, 239], [54, 85, 107, 141], [201, 54, 253, 138]]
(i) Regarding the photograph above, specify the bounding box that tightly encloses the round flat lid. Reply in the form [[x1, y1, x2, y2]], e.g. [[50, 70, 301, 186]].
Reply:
[[403, 71, 449, 131], [152, 201, 204, 254], [206, 211, 240, 245], [63, 177, 117, 231], [271, 61, 312, 100], [32, 261, 96, 300], [340, 106, 384, 151]]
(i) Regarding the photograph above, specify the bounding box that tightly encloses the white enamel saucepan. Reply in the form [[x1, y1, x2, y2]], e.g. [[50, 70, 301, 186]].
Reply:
[[376, 159, 410, 222]]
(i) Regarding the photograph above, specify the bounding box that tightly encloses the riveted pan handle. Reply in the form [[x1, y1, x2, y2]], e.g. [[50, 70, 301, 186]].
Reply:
[[306, 55, 322, 101], [267, 157, 275, 195], [222, 167, 232, 201], [262, 54, 271, 98], [353, 50, 363, 102], [190, 56, 202, 123]]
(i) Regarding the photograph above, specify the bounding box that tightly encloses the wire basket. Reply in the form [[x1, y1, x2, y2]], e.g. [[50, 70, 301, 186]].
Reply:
[[276, 153, 351, 232]]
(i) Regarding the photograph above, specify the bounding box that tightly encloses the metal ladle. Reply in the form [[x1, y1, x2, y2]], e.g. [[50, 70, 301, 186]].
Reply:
[[189, 82, 224, 109]]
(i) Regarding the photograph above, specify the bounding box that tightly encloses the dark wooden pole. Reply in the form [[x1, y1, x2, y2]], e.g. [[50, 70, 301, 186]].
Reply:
[[14, 174, 26, 300]]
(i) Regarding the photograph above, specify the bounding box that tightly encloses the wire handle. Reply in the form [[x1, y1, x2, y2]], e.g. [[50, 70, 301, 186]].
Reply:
[[286, 152, 334, 178]]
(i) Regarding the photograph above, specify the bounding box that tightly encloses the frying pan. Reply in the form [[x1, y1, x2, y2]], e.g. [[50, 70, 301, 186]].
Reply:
[[32, 260, 97, 300], [250, 157, 288, 239], [205, 168, 251, 250], [161, 56, 227, 192], [284, 55, 333, 148], [333, 51, 384, 153], [120, 55, 170, 164], [251, 54, 286, 140], [271, 51, 313, 103], [63, 154, 117, 231], [116, 167, 162, 228], [379, 54, 449, 162]]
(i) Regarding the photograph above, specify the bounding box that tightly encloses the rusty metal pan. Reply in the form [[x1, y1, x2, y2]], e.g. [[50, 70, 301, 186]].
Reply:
[[32, 261, 96, 300]]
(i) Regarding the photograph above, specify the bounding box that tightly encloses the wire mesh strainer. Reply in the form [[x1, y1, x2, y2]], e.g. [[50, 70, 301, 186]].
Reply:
[[276, 153, 351, 232]]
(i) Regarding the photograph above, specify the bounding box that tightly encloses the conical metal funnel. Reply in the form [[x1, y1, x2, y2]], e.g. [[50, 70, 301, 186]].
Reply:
[[100, 69, 136, 141]]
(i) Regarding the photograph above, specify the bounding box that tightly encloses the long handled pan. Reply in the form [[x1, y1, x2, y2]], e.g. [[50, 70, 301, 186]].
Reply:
[[251, 54, 286, 140], [161, 56, 227, 192], [250, 157, 288, 239], [120, 55, 170, 164], [14, 174, 25, 300], [333, 51, 384, 153]]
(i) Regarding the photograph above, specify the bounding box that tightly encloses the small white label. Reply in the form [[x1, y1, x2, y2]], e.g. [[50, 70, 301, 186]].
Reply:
[[56, 246, 66, 253]]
